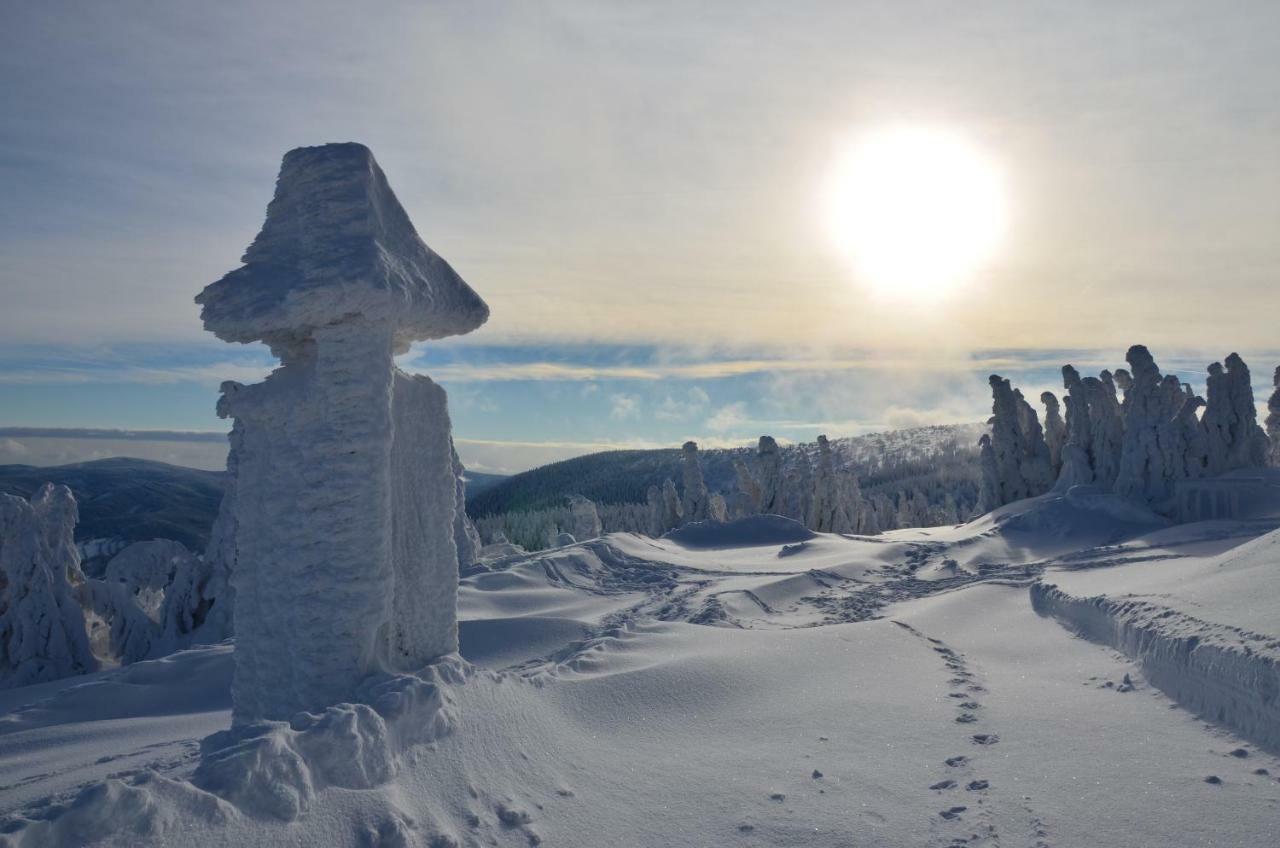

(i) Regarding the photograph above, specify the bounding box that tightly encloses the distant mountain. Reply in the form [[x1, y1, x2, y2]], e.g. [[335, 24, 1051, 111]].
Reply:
[[0, 457, 508, 554], [467, 423, 986, 519], [462, 471, 509, 500], [0, 458, 226, 551]]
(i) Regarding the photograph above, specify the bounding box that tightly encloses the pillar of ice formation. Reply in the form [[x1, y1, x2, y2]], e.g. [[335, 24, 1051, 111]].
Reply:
[[680, 441, 709, 523], [195, 143, 489, 724]]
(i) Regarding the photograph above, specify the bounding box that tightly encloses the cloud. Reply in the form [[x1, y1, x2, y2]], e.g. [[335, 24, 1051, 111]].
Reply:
[[654, 386, 711, 421], [705, 402, 749, 432], [609, 393, 640, 420]]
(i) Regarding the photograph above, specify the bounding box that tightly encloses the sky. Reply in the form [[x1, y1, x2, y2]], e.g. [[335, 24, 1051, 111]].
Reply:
[[3, 2, 1279, 473]]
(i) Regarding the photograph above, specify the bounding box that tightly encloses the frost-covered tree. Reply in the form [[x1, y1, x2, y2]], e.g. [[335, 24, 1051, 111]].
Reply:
[[733, 458, 762, 517], [661, 479, 683, 532], [813, 435, 859, 533], [646, 485, 664, 536], [1266, 366, 1280, 466], [680, 441, 709, 524], [708, 493, 728, 523], [567, 495, 603, 540], [0, 484, 96, 688], [756, 436, 784, 515], [1041, 392, 1065, 475], [1057, 366, 1094, 489], [984, 376, 1054, 507], [1114, 345, 1174, 503], [1205, 353, 1269, 473], [452, 445, 483, 572]]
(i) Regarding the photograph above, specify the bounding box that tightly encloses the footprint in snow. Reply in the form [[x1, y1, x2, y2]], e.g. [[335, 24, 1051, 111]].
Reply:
[[945, 756, 969, 768], [966, 780, 989, 791], [955, 714, 978, 724], [930, 780, 957, 790], [938, 806, 967, 820], [971, 734, 999, 746]]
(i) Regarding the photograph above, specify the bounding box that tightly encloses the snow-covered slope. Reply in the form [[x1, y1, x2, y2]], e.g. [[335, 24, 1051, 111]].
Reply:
[[2, 492, 1280, 846]]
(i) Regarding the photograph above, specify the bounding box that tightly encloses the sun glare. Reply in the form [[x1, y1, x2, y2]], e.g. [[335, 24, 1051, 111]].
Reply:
[[823, 126, 1008, 299]]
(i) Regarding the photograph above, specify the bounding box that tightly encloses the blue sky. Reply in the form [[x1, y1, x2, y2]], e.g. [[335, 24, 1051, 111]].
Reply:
[[3, 3, 1279, 472]]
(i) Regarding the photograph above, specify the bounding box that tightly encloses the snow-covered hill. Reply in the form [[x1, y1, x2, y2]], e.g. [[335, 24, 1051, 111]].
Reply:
[[4, 485, 1279, 847]]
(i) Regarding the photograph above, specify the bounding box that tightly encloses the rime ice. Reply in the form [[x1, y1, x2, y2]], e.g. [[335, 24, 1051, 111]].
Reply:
[[196, 143, 489, 723]]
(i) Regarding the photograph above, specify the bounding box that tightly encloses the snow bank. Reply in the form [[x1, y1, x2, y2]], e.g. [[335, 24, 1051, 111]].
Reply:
[[1031, 583, 1280, 753], [663, 515, 815, 549]]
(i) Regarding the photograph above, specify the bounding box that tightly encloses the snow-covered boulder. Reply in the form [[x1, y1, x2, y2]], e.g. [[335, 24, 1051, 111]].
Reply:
[[0, 484, 96, 688], [196, 143, 488, 724]]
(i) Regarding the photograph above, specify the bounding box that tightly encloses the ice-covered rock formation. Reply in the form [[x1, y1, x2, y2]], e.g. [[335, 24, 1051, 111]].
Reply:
[[0, 484, 96, 687], [1267, 367, 1280, 467], [566, 495, 603, 541], [680, 441, 709, 524], [196, 143, 488, 724]]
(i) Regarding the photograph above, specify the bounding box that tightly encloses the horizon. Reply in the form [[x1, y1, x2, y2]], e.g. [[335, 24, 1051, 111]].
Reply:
[[4, 2, 1280, 471]]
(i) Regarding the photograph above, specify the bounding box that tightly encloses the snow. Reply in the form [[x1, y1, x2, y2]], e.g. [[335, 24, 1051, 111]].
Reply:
[[4, 484, 1280, 844]]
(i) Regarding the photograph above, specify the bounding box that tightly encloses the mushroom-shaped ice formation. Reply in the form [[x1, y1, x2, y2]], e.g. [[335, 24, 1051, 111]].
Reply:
[[197, 142, 488, 360], [198, 143, 488, 724]]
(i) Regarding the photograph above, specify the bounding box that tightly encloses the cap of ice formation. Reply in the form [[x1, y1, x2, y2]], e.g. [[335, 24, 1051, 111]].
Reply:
[[196, 142, 489, 356]]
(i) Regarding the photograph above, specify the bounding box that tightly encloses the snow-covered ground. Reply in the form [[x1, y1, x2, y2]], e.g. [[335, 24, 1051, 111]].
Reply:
[[3, 492, 1280, 846]]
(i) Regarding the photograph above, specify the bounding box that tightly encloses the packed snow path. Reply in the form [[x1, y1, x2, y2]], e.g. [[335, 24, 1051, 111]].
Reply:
[[4, 496, 1280, 846]]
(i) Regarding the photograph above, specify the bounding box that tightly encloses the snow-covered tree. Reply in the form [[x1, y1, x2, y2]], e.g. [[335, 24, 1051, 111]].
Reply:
[[646, 485, 664, 536], [680, 441, 709, 524], [567, 495, 603, 540], [984, 375, 1054, 507], [756, 436, 784, 515], [813, 435, 858, 533], [1266, 366, 1280, 466], [1041, 391, 1065, 475], [708, 493, 729, 523], [0, 484, 96, 688], [661, 479, 683, 532], [452, 445, 483, 572], [1201, 353, 1269, 474], [733, 458, 762, 517]]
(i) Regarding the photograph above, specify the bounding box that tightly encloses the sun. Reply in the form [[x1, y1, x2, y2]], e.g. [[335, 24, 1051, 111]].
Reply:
[[822, 126, 1008, 299]]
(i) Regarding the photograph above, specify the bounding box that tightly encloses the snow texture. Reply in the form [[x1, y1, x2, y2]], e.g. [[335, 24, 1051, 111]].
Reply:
[[198, 143, 488, 723], [0, 485, 96, 688]]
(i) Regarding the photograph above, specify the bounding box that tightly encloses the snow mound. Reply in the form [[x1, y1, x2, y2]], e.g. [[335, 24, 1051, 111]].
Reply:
[[662, 515, 816, 549], [0, 656, 474, 844]]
